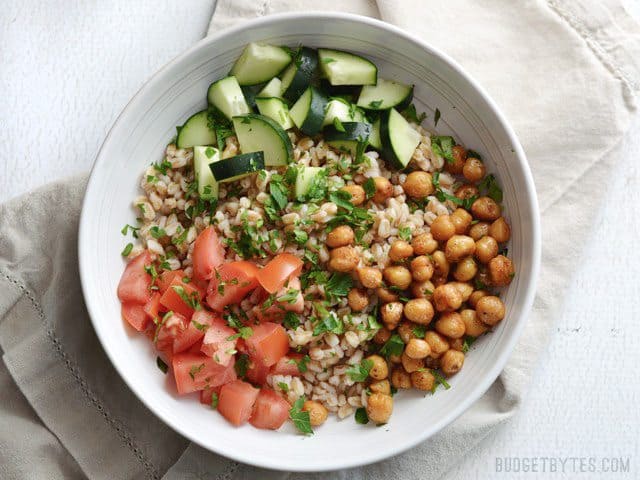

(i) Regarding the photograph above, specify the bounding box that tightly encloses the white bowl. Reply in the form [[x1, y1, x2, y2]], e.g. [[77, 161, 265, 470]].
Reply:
[[79, 12, 540, 472]]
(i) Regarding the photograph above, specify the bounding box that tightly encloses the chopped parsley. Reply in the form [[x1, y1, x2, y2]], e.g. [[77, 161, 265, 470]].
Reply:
[[368, 100, 383, 109], [432, 370, 451, 393], [462, 335, 477, 353], [277, 382, 290, 393], [283, 312, 301, 330], [432, 171, 476, 209], [234, 353, 250, 379], [398, 226, 412, 242], [324, 272, 353, 301], [346, 359, 374, 382], [269, 175, 290, 211], [329, 189, 354, 212], [402, 104, 427, 124], [434, 108, 441, 127], [297, 167, 328, 202], [379, 334, 404, 358], [191, 319, 208, 331], [312, 307, 343, 336], [207, 107, 234, 149], [289, 396, 313, 435], [121, 224, 140, 238], [478, 173, 503, 203], [171, 226, 188, 245], [431, 135, 456, 164], [171, 285, 201, 310], [121, 243, 133, 256], [363, 177, 376, 199], [156, 356, 168, 374], [226, 326, 253, 341], [412, 325, 427, 339], [188, 363, 205, 380], [333, 117, 346, 132], [153, 159, 172, 175], [291, 228, 308, 246], [355, 407, 369, 424], [287, 354, 311, 373], [146, 174, 158, 184], [277, 289, 300, 304], [149, 226, 166, 239], [210, 392, 219, 409]]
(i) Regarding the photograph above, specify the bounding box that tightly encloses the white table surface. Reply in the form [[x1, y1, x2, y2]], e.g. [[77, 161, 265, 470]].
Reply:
[[2, 1, 639, 478]]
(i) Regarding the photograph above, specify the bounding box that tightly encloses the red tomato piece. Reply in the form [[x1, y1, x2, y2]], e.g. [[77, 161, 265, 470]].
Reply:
[[117, 251, 153, 304], [270, 353, 304, 376], [143, 292, 162, 322], [200, 386, 221, 406], [200, 317, 237, 366], [157, 269, 185, 294], [256, 253, 303, 294], [172, 353, 237, 395], [249, 389, 291, 430], [245, 355, 270, 386], [155, 312, 188, 353], [217, 380, 260, 426], [192, 227, 225, 283], [276, 276, 304, 313], [159, 277, 203, 319], [121, 303, 149, 332], [173, 310, 216, 354], [245, 322, 289, 367], [206, 261, 261, 311]]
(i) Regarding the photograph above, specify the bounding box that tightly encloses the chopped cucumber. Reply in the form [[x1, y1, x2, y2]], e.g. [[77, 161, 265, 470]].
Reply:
[[232, 114, 293, 166], [368, 117, 382, 150], [176, 110, 216, 148], [357, 78, 413, 110], [207, 76, 250, 120], [295, 166, 326, 198], [280, 47, 318, 103], [210, 152, 265, 183], [241, 84, 263, 109], [324, 121, 372, 156], [230, 43, 292, 86], [257, 77, 282, 98], [289, 86, 328, 136], [380, 108, 422, 169], [193, 146, 220, 199], [322, 98, 366, 127], [318, 48, 377, 86], [255, 97, 294, 130]]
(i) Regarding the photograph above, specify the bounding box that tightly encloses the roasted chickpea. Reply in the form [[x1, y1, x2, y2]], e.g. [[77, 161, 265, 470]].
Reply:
[[340, 184, 365, 206], [373, 177, 393, 204], [489, 217, 511, 243], [476, 295, 506, 326], [441, 349, 465, 375], [367, 355, 389, 380], [410, 255, 434, 282], [432, 284, 463, 312], [411, 280, 435, 300], [455, 184, 480, 201], [445, 145, 466, 174], [389, 240, 414, 262], [405, 338, 431, 359], [475, 236, 499, 264], [347, 288, 369, 312], [403, 298, 435, 325], [401, 351, 425, 373], [454, 257, 478, 282], [435, 312, 466, 339], [383, 266, 412, 290], [329, 246, 359, 272], [412, 232, 438, 255], [397, 321, 418, 344], [449, 337, 465, 351], [445, 235, 476, 263], [358, 267, 383, 289], [303, 401, 328, 426], [376, 287, 399, 303], [469, 221, 490, 240], [430, 215, 456, 242], [468, 290, 489, 308], [389, 353, 402, 364], [460, 309, 488, 337], [424, 331, 450, 357], [411, 369, 436, 391], [381, 302, 404, 329], [373, 327, 392, 345], [450, 208, 473, 234], [471, 196, 501, 221], [462, 157, 486, 183], [403, 171, 434, 199], [451, 282, 473, 302], [326, 225, 354, 248], [369, 379, 391, 395], [366, 393, 393, 424], [432, 251, 450, 279], [488, 255, 515, 286], [391, 367, 412, 389]]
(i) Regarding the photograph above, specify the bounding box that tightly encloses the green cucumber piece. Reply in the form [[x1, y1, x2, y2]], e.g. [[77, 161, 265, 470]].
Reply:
[[318, 48, 377, 86], [232, 114, 293, 166], [207, 76, 250, 120], [368, 118, 382, 150], [230, 43, 292, 86], [209, 152, 265, 183], [193, 146, 221, 199], [176, 110, 216, 148], [280, 47, 318, 103], [295, 166, 326, 198], [357, 78, 414, 110], [289, 86, 328, 136], [324, 121, 371, 156], [380, 108, 422, 169], [255, 97, 294, 130], [322, 98, 366, 127], [241, 84, 264, 109], [257, 77, 282, 98]]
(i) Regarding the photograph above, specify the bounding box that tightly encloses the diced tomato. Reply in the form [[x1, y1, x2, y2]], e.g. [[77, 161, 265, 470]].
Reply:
[[245, 355, 270, 386], [200, 317, 237, 366], [255, 304, 286, 323], [276, 276, 304, 313], [155, 312, 188, 353], [217, 380, 260, 426], [157, 269, 185, 294], [143, 292, 162, 321], [192, 227, 225, 283], [159, 277, 203, 319], [117, 251, 153, 304], [206, 261, 261, 311], [245, 322, 289, 367], [200, 386, 222, 406], [121, 303, 149, 332], [271, 353, 304, 376], [256, 253, 303, 294], [187, 339, 204, 354], [249, 389, 291, 430], [173, 310, 215, 354], [172, 353, 237, 395]]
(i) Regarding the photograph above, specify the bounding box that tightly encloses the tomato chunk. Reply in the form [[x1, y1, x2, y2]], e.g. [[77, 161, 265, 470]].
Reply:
[[249, 389, 291, 430], [121, 303, 149, 332], [155, 312, 188, 354], [200, 317, 237, 366], [173, 310, 215, 354], [200, 386, 221, 406], [159, 277, 203, 319], [117, 251, 153, 304], [143, 292, 162, 321], [206, 261, 260, 311], [172, 353, 237, 395], [192, 227, 225, 283], [256, 253, 303, 294], [157, 269, 185, 294], [245, 322, 289, 367], [271, 353, 304, 376], [217, 380, 260, 426], [276, 276, 304, 313], [245, 355, 270, 386]]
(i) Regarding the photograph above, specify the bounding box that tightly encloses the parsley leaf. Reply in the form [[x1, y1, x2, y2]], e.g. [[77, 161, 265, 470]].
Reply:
[[398, 226, 412, 242], [379, 334, 404, 358], [287, 354, 311, 373], [149, 226, 166, 239], [363, 177, 376, 200], [226, 326, 253, 340], [210, 392, 219, 409], [462, 335, 477, 353], [346, 359, 374, 382], [431, 136, 456, 164], [333, 117, 346, 132], [289, 396, 313, 435], [402, 104, 427, 124], [207, 107, 234, 149], [189, 363, 205, 380], [434, 108, 441, 127], [324, 272, 353, 301], [171, 285, 201, 310], [432, 370, 451, 393], [355, 407, 369, 424], [234, 353, 250, 379], [283, 312, 301, 329], [269, 176, 290, 210], [478, 174, 503, 203], [312, 304, 344, 336], [277, 382, 290, 393], [412, 325, 427, 339], [121, 243, 133, 256], [329, 190, 353, 212], [277, 289, 300, 304], [156, 356, 168, 374]]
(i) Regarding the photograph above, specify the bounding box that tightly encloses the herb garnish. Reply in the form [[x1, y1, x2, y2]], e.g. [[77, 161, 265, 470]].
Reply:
[[210, 393, 219, 409], [398, 226, 412, 242], [379, 334, 404, 358], [434, 108, 441, 127], [226, 326, 253, 341], [277, 382, 290, 393], [402, 104, 427, 124], [431, 136, 455, 164], [121, 243, 133, 256], [355, 407, 369, 424], [333, 117, 346, 132], [478, 174, 503, 203], [368, 100, 383, 109], [189, 363, 205, 380], [431, 370, 451, 393], [283, 312, 301, 329], [363, 177, 376, 200], [234, 353, 250, 379], [346, 359, 374, 382], [289, 396, 313, 435], [287, 354, 311, 373], [324, 272, 353, 301], [156, 356, 168, 374]]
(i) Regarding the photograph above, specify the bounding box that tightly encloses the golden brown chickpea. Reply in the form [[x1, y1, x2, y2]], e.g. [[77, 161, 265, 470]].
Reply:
[[444, 145, 466, 174], [468, 290, 489, 308], [411, 369, 436, 391], [460, 309, 488, 337], [329, 246, 359, 272], [391, 367, 412, 389], [411, 280, 435, 300], [453, 257, 478, 282], [403, 171, 434, 199], [489, 217, 511, 243], [358, 267, 383, 289], [405, 338, 431, 359], [340, 184, 365, 206], [476, 295, 506, 326], [397, 321, 418, 344], [455, 184, 480, 201], [383, 265, 412, 290], [445, 235, 476, 263], [347, 288, 369, 312], [366, 393, 393, 424], [326, 225, 354, 248], [369, 379, 391, 395], [410, 255, 434, 282], [373, 177, 393, 204], [441, 349, 465, 375], [432, 251, 450, 279], [449, 337, 465, 351], [451, 282, 473, 302], [475, 236, 499, 264], [435, 312, 466, 339], [432, 284, 463, 312], [471, 196, 501, 221], [430, 215, 456, 242], [389, 240, 414, 262], [401, 351, 424, 373], [424, 331, 450, 357], [380, 302, 404, 330], [403, 298, 435, 325], [469, 221, 490, 241], [373, 327, 392, 345], [367, 355, 389, 380], [462, 157, 486, 183], [488, 255, 515, 286], [303, 401, 328, 426], [450, 208, 473, 235], [376, 287, 399, 303], [389, 353, 402, 364], [412, 232, 438, 255]]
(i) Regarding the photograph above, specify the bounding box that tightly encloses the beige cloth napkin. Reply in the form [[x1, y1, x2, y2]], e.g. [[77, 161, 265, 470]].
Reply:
[[1, 1, 639, 479]]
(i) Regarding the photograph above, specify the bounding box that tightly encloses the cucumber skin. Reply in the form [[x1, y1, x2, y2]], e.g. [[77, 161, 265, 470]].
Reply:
[[176, 110, 217, 148], [241, 84, 264, 109], [281, 47, 318, 103], [298, 87, 329, 136], [357, 81, 414, 111], [379, 109, 409, 170], [323, 121, 372, 142], [209, 151, 265, 183]]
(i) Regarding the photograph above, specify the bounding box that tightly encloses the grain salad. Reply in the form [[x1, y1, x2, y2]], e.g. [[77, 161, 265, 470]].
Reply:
[[117, 42, 515, 433]]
